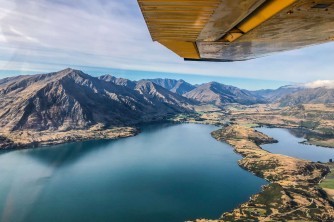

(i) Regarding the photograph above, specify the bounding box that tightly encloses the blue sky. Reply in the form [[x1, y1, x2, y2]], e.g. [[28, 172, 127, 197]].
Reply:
[[0, 0, 333, 90]]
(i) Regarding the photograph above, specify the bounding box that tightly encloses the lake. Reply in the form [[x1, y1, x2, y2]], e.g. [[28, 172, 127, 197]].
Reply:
[[256, 127, 334, 163], [0, 123, 266, 222]]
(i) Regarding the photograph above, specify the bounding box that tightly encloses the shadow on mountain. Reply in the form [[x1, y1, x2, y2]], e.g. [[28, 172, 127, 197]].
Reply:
[[23, 139, 118, 168]]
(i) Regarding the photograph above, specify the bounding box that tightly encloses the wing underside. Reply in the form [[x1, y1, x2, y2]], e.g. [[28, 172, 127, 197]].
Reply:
[[138, 0, 334, 61]]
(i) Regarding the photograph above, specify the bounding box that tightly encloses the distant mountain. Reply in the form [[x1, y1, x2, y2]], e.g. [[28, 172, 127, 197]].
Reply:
[[251, 85, 303, 102], [0, 75, 29, 86], [183, 82, 265, 107], [134, 80, 195, 109], [148, 78, 196, 95], [2, 69, 332, 133], [99, 76, 195, 109], [98, 75, 136, 89], [0, 69, 193, 131], [279, 87, 334, 106], [171, 80, 196, 95], [148, 78, 178, 90]]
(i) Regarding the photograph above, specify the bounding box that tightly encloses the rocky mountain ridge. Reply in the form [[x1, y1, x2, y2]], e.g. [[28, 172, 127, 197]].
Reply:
[[1, 68, 333, 133], [148, 78, 196, 95], [0, 69, 193, 132], [278, 87, 334, 106], [183, 81, 266, 107]]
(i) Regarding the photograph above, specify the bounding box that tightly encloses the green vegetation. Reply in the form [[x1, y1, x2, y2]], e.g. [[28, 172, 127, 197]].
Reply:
[[308, 139, 334, 148], [238, 183, 285, 216], [243, 123, 259, 128], [320, 164, 334, 189], [253, 183, 283, 207], [283, 119, 298, 125], [317, 127, 334, 135], [300, 120, 320, 129], [247, 162, 278, 178]]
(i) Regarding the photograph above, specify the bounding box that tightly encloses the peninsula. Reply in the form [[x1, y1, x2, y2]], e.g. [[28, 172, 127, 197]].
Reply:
[[190, 125, 334, 221]]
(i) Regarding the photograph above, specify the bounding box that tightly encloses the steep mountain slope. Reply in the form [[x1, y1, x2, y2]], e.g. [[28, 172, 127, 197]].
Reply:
[[0, 69, 193, 131], [98, 75, 136, 89], [252, 85, 303, 102], [148, 78, 178, 90], [279, 87, 334, 106], [170, 80, 196, 95], [0, 75, 29, 86], [183, 82, 265, 107], [148, 78, 195, 95], [99, 76, 195, 110], [135, 80, 195, 110]]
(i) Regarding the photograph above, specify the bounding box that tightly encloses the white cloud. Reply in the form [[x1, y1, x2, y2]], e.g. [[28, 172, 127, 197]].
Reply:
[[304, 80, 334, 89], [0, 0, 333, 83]]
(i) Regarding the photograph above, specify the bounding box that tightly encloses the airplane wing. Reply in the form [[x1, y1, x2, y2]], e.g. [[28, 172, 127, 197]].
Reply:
[[137, 0, 334, 61]]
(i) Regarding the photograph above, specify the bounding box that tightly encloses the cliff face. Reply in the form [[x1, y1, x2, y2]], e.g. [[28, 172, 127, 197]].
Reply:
[[0, 69, 194, 132]]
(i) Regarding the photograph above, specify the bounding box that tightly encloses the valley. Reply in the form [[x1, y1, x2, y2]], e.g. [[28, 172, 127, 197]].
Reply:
[[0, 69, 334, 221], [3, 0, 334, 221], [2, 68, 334, 150]]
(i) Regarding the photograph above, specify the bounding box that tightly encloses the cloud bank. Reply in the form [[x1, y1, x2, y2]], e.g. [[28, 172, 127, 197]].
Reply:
[[304, 80, 334, 89], [0, 0, 333, 83]]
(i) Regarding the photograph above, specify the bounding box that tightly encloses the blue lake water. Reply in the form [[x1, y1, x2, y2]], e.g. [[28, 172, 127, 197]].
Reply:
[[0, 123, 266, 222], [256, 127, 334, 162]]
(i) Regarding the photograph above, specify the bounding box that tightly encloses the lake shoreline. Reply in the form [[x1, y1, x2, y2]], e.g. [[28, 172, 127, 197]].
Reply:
[[0, 123, 267, 222], [255, 124, 334, 149], [0, 120, 190, 151], [2, 120, 334, 221], [171, 110, 334, 149], [0, 127, 139, 150], [191, 125, 334, 221]]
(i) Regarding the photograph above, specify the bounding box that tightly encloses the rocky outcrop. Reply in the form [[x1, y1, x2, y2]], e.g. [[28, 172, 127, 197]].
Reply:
[[0, 135, 17, 149]]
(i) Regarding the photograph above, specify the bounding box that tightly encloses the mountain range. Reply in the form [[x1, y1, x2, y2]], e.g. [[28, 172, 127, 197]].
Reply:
[[183, 81, 265, 106], [148, 78, 196, 95], [151, 78, 334, 107], [0, 69, 193, 131], [0, 68, 333, 132], [278, 87, 334, 106]]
